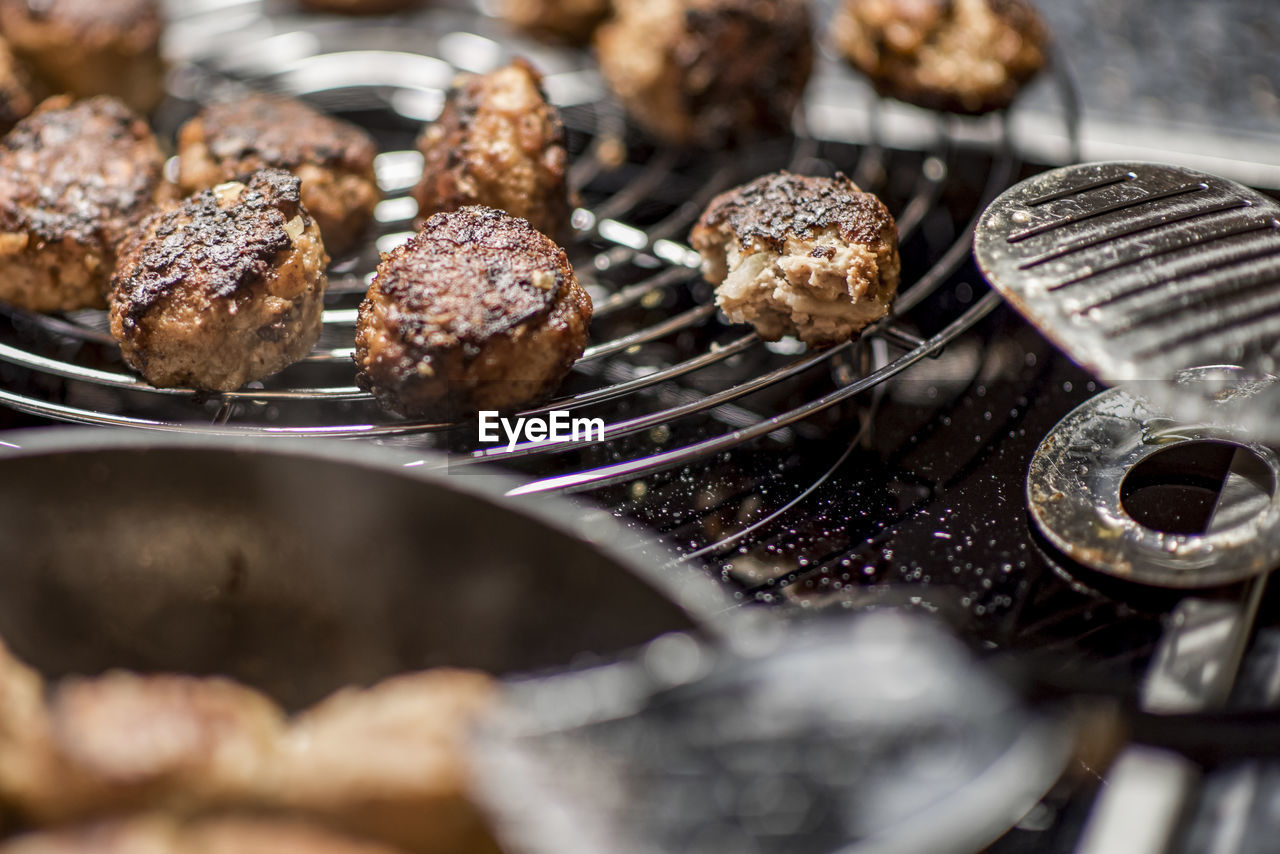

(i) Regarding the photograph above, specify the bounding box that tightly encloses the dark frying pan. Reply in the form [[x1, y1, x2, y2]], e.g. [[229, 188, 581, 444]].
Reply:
[[0, 428, 732, 709]]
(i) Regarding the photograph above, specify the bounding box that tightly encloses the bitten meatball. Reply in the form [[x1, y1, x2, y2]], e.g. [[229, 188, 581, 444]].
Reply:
[[0, 95, 167, 312], [594, 0, 813, 147], [0, 815, 413, 854], [498, 0, 610, 44], [0, 0, 166, 114], [833, 0, 1048, 115], [109, 170, 329, 392], [412, 60, 572, 241], [297, 0, 422, 13], [691, 172, 899, 346], [270, 670, 500, 854], [355, 207, 591, 421], [0, 37, 37, 133], [178, 93, 381, 257]]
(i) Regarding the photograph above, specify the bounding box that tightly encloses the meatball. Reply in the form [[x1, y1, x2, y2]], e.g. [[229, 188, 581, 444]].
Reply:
[[0, 665, 285, 826], [833, 0, 1048, 115], [109, 170, 329, 392], [412, 59, 572, 242], [270, 670, 499, 854], [594, 0, 812, 147], [691, 171, 899, 346], [0, 95, 167, 312], [0, 815, 413, 854], [178, 93, 381, 257], [297, 0, 422, 13], [498, 0, 610, 44], [355, 207, 591, 421], [0, 0, 166, 115], [0, 36, 37, 133]]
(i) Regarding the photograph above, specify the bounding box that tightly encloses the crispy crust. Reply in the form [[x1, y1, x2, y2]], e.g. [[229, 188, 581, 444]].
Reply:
[[0, 0, 165, 113], [833, 0, 1047, 115], [109, 170, 329, 391], [411, 59, 572, 241], [0, 95, 167, 311], [355, 206, 591, 420], [177, 93, 381, 255], [594, 0, 813, 147], [692, 171, 900, 346]]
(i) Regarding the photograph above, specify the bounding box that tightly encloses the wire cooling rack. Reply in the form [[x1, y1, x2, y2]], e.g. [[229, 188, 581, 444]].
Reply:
[[0, 0, 1076, 500]]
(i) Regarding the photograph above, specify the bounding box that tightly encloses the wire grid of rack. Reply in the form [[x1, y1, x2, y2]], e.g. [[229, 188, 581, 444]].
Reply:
[[0, 0, 1071, 506]]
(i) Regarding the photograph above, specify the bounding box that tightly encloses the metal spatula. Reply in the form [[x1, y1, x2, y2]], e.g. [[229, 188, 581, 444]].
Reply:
[[973, 161, 1280, 439]]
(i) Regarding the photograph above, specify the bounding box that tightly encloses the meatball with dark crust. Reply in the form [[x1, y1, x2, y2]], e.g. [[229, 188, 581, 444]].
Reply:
[[499, 0, 610, 44], [412, 59, 572, 242], [178, 93, 382, 257], [834, 0, 1047, 115], [0, 95, 168, 312], [594, 0, 812, 148], [0, 0, 166, 114], [355, 207, 591, 421], [691, 171, 899, 346], [109, 170, 329, 392], [0, 36, 37, 133]]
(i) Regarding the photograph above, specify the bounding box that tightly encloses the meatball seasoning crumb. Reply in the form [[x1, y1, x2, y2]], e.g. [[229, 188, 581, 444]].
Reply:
[[178, 93, 382, 256], [412, 59, 573, 241], [0, 95, 168, 312], [834, 0, 1048, 115], [109, 169, 328, 391], [594, 0, 813, 148], [0, 0, 166, 114], [691, 171, 900, 346], [355, 206, 592, 421]]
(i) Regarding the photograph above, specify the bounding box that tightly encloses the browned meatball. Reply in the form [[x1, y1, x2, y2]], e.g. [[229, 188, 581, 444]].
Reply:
[[0, 36, 37, 133], [499, 0, 610, 44], [834, 0, 1048, 114], [297, 0, 422, 13], [109, 170, 329, 392], [691, 172, 899, 346], [412, 59, 572, 242], [0, 95, 167, 312], [0, 815, 414, 854], [355, 206, 591, 421], [270, 670, 500, 854], [178, 93, 382, 257], [595, 0, 812, 147], [0, 0, 165, 114], [0, 653, 286, 827]]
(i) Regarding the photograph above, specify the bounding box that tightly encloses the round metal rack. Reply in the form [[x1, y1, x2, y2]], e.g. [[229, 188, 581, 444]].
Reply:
[[0, 0, 1072, 516]]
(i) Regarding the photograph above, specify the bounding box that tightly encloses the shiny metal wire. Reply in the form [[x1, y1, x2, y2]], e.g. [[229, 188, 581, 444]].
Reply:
[[0, 1, 1065, 495]]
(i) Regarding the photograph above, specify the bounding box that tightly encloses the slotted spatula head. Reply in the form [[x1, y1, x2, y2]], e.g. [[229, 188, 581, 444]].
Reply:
[[974, 161, 1280, 437]]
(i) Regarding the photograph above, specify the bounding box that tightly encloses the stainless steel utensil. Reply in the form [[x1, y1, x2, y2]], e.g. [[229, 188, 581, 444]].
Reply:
[[974, 161, 1280, 440], [0, 428, 732, 709], [472, 611, 1073, 854]]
